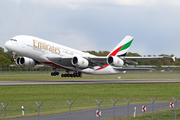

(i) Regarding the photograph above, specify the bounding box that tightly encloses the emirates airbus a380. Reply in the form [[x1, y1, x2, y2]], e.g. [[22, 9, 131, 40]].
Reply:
[[5, 35, 174, 78]]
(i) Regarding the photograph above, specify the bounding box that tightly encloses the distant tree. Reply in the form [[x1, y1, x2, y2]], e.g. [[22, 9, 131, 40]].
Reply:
[[0, 55, 11, 70], [98, 51, 109, 56], [85, 51, 98, 56], [0, 47, 4, 55], [163, 59, 171, 65], [126, 52, 141, 56]]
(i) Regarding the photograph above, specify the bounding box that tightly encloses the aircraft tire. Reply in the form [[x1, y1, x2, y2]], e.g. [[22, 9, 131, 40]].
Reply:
[[73, 74, 76, 77], [66, 74, 70, 77], [79, 74, 82, 78], [64, 74, 66, 77], [51, 72, 54, 76], [56, 72, 59, 76], [11, 58, 15, 62], [70, 74, 73, 77], [78, 72, 82, 77]]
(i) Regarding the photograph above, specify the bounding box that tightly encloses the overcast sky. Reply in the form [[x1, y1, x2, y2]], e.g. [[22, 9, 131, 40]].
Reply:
[[1, 0, 180, 57]]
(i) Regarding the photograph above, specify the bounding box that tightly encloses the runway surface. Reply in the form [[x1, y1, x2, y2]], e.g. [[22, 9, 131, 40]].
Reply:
[[7, 102, 180, 120], [0, 79, 180, 86]]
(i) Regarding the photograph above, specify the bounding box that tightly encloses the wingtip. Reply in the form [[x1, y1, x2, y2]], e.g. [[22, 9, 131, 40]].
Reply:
[[126, 35, 134, 39], [172, 56, 176, 62]]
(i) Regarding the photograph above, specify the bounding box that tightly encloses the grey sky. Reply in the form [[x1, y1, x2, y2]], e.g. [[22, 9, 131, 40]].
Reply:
[[1, 0, 180, 57]]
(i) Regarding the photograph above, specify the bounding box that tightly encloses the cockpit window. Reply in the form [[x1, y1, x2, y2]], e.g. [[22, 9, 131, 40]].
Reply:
[[11, 39, 17, 42]]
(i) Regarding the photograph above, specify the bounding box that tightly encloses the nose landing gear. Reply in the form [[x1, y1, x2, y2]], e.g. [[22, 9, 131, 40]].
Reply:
[[11, 52, 16, 62]]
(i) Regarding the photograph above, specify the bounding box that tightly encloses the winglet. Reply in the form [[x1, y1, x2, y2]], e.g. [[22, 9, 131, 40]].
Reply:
[[164, 56, 176, 62], [172, 56, 176, 62]]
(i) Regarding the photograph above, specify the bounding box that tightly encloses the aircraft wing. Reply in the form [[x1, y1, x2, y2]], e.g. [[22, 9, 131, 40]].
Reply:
[[121, 56, 175, 64], [87, 56, 175, 66], [46, 56, 108, 68], [46, 55, 175, 68], [86, 57, 107, 65], [46, 56, 73, 65]]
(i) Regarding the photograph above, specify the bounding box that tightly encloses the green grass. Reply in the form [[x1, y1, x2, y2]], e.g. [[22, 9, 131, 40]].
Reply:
[[0, 72, 180, 81], [0, 83, 180, 119], [114, 108, 180, 120], [0, 72, 180, 119]]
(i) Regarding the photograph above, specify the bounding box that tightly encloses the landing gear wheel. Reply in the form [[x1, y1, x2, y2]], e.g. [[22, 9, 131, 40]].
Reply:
[[64, 74, 67, 77], [61, 74, 64, 77], [73, 73, 77, 77], [51, 72, 59, 76], [55, 72, 59, 76], [11, 52, 16, 62], [51, 72, 55, 76], [60, 72, 82, 78], [66, 74, 70, 77], [11, 58, 15, 62], [79, 74, 82, 78], [70, 74, 73, 77], [78, 72, 82, 78]]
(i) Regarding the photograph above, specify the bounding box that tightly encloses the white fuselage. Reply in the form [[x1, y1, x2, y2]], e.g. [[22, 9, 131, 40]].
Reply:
[[5, 35, 124, 75]]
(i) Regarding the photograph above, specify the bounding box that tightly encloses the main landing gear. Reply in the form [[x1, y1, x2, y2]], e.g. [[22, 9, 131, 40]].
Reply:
[[51, 68, 59, 76], [51, 71, 59, 76], [50, 70, 82, 78], [61, 72, 82, 78]]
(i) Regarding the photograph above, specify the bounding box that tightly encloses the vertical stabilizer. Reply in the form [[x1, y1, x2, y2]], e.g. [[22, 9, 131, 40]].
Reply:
[[108, 35, 134, 57]]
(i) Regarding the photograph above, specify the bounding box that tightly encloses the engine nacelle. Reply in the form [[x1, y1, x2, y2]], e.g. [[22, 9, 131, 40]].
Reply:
[[107, 56, 124, 67], [16, 57, 36, 67], [71, 56, 89, 68], [15, 57, 21, 65]]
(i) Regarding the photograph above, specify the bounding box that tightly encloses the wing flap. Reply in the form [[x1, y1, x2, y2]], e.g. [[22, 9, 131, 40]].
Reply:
[[46, 56, 74, 68]]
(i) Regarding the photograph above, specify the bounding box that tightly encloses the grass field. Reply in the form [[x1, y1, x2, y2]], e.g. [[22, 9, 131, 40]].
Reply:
[[0, 72, 180, 119], [0, 83, 180, 119], [0, 71, 180, 81], [114, 108, 180, 120]]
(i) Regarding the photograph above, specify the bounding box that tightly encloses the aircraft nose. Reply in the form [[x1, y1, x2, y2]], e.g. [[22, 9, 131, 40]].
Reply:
[[5, 41, 12, 50]]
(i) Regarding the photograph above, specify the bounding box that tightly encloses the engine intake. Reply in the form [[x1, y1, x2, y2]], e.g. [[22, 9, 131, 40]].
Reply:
[[107, 56, 124, 67], [71, 56, 89, 68]]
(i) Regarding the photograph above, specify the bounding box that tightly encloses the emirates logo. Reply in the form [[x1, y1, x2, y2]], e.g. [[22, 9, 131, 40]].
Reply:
[[29, 61, 31, 65], [117, 59, 120, 64], [82, 60, 85, 65]]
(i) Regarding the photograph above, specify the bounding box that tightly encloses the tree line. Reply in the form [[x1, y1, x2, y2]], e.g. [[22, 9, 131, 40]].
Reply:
[[0, 47, 180, 71]]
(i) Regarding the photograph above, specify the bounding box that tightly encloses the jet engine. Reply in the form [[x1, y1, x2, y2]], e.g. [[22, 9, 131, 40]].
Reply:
[[71, 56, 89, 68], [16, 57, 36, 67], [107, 56, 124, 67]]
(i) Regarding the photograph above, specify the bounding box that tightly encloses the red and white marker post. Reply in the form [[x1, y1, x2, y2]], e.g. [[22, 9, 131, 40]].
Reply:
[[96, 110, 101, 117], [142, 105, 146, 117], [170, 102, 174, 108], [142, 106, 146, 112]]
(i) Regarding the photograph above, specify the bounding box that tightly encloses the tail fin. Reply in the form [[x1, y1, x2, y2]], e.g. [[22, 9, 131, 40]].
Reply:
[[107, 35, 134, 57]]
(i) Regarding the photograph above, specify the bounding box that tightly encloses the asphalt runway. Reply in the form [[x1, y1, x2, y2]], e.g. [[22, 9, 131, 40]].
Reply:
[[0, 79, 180, 86], [7, 102, 180, 120]]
